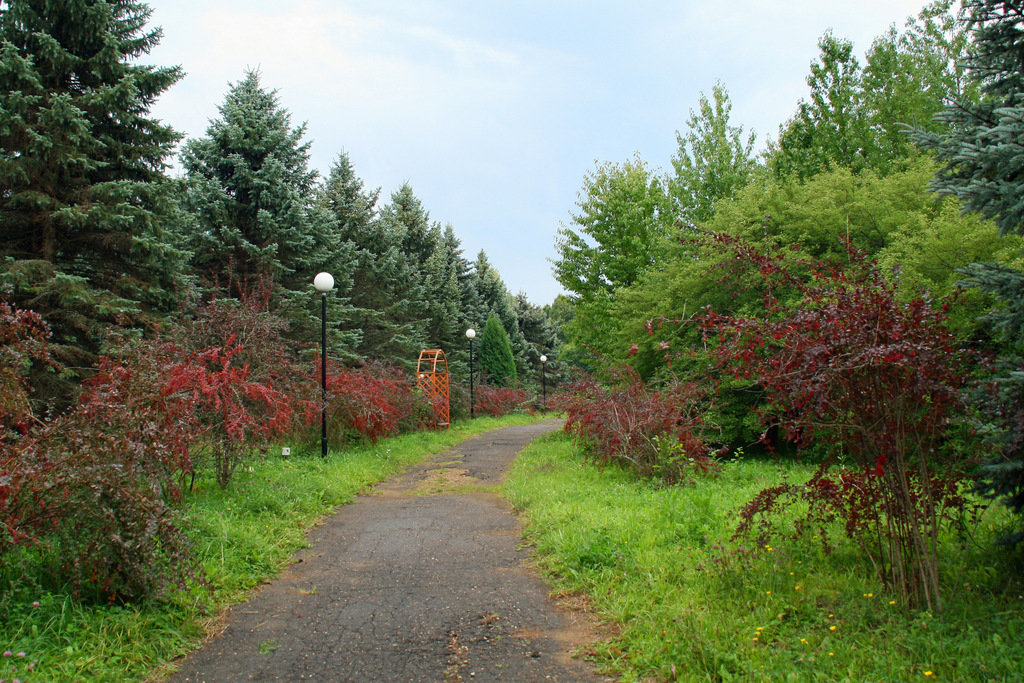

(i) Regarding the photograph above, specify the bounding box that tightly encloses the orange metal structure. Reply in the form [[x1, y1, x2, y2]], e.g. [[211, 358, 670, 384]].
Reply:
[[416, 349, 450, 428]]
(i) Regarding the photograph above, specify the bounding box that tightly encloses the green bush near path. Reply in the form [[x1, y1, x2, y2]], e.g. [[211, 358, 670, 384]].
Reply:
[[0, 414, 545, 683], [505, 432, 1024, 682]]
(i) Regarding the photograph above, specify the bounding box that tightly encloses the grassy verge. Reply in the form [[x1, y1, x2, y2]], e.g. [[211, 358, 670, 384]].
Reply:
[[505, 431, 1024, 682], [0, 413, 544, 682]]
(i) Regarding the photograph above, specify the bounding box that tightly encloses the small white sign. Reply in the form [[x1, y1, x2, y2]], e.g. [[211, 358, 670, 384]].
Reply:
[[282, 447, 291, 456]]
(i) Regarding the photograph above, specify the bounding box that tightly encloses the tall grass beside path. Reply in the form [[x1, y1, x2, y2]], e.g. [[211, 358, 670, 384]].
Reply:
[[505, 432, 1024, 682], [0, 414, 544, 682]]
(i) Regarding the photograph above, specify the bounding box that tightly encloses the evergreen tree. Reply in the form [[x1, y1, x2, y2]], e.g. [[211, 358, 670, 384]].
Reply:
[[914, 0, 1024, 544], [312, 152, 376, 359], [512, 292, 560, 388], [422, 225, 471, 353], [381, 182, 439, 268], [180, 70, 323, 297], [478, 312, 516, 386], [0, 0, 184, 402], [334, 183, 430, 365], [914, 0, 1024, 236], [474, 250, 529, 375]]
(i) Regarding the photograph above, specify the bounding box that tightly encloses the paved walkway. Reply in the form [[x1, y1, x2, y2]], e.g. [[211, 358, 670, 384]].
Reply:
[[168, 420, 611, 682]]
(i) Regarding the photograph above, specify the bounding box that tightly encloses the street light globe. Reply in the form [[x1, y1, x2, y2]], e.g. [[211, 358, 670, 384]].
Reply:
[[466, 328, 476, 339], [313, 272, 334, 292], [540, 355, 547, 363]]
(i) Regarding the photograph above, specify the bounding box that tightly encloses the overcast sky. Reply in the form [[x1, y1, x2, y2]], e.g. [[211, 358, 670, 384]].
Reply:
[[146, 0, 935, 305]]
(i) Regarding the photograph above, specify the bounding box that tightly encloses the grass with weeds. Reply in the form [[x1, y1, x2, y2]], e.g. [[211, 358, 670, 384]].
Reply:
[[505, 431, 1024, 682], [0, 413, 544, 682]]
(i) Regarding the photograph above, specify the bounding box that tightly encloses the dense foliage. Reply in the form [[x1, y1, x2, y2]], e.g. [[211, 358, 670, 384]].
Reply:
[[702, 237, 971, 609], [0, 0, 185, 407], [557, 369, 722, 485]]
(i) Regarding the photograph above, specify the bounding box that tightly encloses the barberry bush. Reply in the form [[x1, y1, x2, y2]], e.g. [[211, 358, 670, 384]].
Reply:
[[322, 360, 434, 444], [701, 235, 972, 610], [555, 368, 722, 485], [2, 335, 197, 602], [474, 384, 530, 418], [0, 299, 53, 445]]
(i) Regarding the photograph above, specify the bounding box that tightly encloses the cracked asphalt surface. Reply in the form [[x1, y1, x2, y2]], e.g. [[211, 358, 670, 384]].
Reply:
[[167, 420, 611, 682]]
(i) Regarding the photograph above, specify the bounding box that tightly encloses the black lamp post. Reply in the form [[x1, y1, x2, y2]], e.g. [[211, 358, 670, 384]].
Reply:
[[540, 354, 547, 409], [466, 328, 476, 419], [314, 272, 334, 457]]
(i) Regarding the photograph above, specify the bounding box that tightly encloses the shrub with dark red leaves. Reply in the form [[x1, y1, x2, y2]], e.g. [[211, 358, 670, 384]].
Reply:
[[555, 368, 722, 485], [701, 234, 972, 610], [0, 300, 53, 445], [322, 361, 434, 444], [2, 336, 197, 602], [474, 384, 530, 418]]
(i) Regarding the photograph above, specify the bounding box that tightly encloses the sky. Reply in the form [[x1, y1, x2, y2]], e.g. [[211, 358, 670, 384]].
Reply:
[[146, 0, 935, 306]]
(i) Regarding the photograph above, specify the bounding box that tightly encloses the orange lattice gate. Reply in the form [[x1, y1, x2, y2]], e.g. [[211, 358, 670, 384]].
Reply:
[[417, 349, 450, 429]]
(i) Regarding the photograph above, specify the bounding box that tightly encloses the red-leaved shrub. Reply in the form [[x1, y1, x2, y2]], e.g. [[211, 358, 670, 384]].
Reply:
[[556, 368, 722, 484], [322, 361, 434, 443], [0, 300, 53, 445], [474, 384, 530, 418], [2, 335, 197, 602], [701, 235, 971, 610]]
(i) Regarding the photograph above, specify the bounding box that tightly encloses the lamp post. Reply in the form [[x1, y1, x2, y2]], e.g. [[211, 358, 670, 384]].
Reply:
[[466, 328, 476, 419], [540, 354, 547, 409], [314, 272, 334, 457]]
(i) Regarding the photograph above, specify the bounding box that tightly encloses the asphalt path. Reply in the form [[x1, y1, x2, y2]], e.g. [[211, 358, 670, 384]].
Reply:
[[167, 420, 611, 682]]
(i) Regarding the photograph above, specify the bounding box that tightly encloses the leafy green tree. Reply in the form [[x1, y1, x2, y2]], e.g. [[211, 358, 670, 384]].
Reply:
[[0, 0, 185, 403], [670, 83, 758, 225], [771, 3, 971, 180], [862, 1, 974, 162], [553, 155, 673, 364], [478, 312, 516, 386], [180, 70, 325, 298], [770, 33, 871, 179], [554, 154, 673, 301]]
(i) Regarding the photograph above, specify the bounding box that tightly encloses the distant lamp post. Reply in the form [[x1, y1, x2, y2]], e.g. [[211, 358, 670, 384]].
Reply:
[[314, 272, 334, 457], [540, 354, 548, 409], [466, 328, 476, 419]]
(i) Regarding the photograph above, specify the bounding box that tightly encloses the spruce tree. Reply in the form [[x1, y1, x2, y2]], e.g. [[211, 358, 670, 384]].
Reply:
[[331, 183, 430, 365], [478, 312, 516, 386], [914, 0, 1024, 235], [422, 225, 467, 352], [914, 0, 1024, 544], [474, 250, 529, 376], [180, 70, 323, 297], [0, 0, 184, 402]]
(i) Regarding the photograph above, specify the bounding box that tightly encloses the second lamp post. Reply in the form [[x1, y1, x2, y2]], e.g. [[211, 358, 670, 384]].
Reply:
[[466, 327, 476, 419], [314, 272, 334, 457]]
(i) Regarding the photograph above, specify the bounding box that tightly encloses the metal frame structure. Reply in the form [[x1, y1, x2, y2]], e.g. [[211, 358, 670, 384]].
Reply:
[[416, 349, 450, 428]]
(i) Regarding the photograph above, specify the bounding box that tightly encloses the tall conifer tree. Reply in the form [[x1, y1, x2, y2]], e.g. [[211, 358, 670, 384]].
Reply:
[[180, 70, 323, 298], [0, 0, 184, 400], [478, 312, 516, 386], [914, 0, 1024, 543]]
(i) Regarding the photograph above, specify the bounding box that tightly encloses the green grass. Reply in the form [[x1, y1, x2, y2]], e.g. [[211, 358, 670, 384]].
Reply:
[[0, 413, 545, 682], [504, 432, 1024, 682]]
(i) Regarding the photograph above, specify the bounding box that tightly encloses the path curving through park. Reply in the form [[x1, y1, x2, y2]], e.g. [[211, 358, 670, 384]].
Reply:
[[168, 420, 611, 682]]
